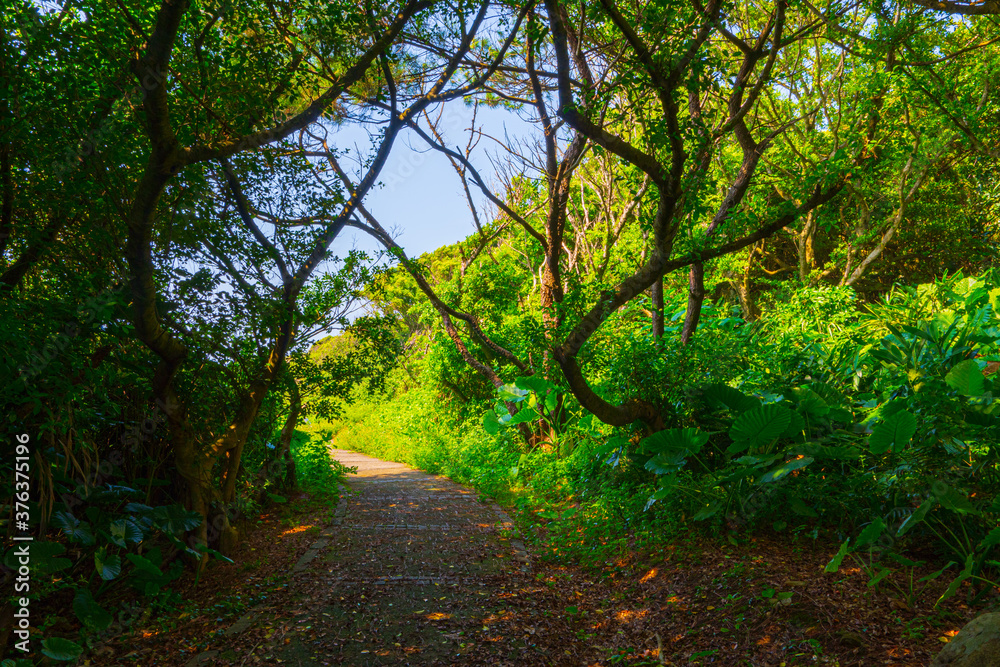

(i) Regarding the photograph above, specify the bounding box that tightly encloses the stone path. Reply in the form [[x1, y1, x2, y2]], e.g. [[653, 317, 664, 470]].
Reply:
[[266, 449, 532, 665]]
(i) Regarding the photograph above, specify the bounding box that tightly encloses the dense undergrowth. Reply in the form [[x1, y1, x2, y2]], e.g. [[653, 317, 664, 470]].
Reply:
[[319, 270, 1000, 607], [0, 429, 347, 665]]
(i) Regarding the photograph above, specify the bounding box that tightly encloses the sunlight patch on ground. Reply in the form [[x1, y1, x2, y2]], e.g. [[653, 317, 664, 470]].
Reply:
[[425, 612, 452, 621], [615, 609, 648, 623], [280, 525, 315, 536], [640, 567, 658, 583]]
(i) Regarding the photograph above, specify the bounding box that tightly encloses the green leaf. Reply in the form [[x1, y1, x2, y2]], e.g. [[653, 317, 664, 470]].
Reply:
[[781, 410, 806, 439], [644, 451, 688, 475], [918, 560, 956, 583], [758, 456, 814, 484], [728, 404, 793, 450], [807, 381, 850, 410], [266, 493, 287, 503], [514, 375, 555, 395], [887, 553, 923, 568], [594, 436, 628, 462], [107, 518, 144, 547], [792, 386, 829, 418], [53, 510, 95, 546], [4, 541, 71, 574], [869, 410, 917, 454], [506, 408, 540, 426], [640, 428, 709, 455], [789, 498, 819, 517], [483, 411, 499, 435], [73, 589, 113, 631], [937, 554, 975, 606], [855, 517, 886, 548], [825, 540, 850, 573], [149, 504, 204, 533], [94, 550, 122, 581], [897, 498, 935, 537], [977, 526, 1000, 553], [199, 546, 235, 564], [867, 567, 892, 588], [931, 481, 979, 515], [124, 502, 154, 514], [945, 359, 985, 396], [497, 384, 529, 402], [126, 553, 164, 578], [40, 637, 84, 661], [650, 486, 671, 502], [761, 587, 775, 598], [703, 384, 759, 413], [692, 501, 721, 521]]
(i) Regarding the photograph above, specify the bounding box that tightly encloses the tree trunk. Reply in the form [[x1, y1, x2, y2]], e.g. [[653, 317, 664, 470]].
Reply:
[[276, 377, 300, 490], [680, 263, 705, 344], [738, 244, 762, 321], [651, 276, 664, 339], [797, 210, 817, 282]]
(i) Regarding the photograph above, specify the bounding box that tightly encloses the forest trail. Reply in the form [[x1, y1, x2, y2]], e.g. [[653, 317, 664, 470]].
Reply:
[[262, 449, 534, 665], [173, 450, 953, 667]]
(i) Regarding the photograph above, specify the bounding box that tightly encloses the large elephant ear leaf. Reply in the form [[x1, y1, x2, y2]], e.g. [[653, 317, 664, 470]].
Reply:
[[945, 359, 985, 397], [640, 428, 709, 455], [497, 384, 529, 403], [781, 410, 806, 439], [73, 589, 113, 631], [514, 375, 556, 396], [126, 553, 164, 578], [41, 637, 84, 661], [931, 480, 980, 515], [94, 549, 122, 581], [5, 541, 71, 574], [977, 526, 1000, 553], [792, 386, 829, 418], [757, 456, 814, 484], [869, 410, 917, 454], [807, 381, 849, 409], [149, 504, 203, 533], [703, 384, 759, 413], [108, 518, 145, 547], [53, 510, 95, 546], [728, 404, 793, 451], [483, 410, 500, 435]]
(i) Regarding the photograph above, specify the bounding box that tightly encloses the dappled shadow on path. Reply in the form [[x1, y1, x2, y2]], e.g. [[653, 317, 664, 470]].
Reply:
[[249, 451, 958, 666]]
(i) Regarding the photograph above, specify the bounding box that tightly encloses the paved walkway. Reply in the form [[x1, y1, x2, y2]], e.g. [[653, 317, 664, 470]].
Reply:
[[271, 449, 531, 665]]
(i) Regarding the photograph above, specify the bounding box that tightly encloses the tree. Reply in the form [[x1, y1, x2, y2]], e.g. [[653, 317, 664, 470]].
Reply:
[[3, 0, 437, 565]]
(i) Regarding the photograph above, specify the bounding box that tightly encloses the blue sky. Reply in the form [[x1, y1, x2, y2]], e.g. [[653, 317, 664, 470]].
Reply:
[[327, 103, 536, 261]]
